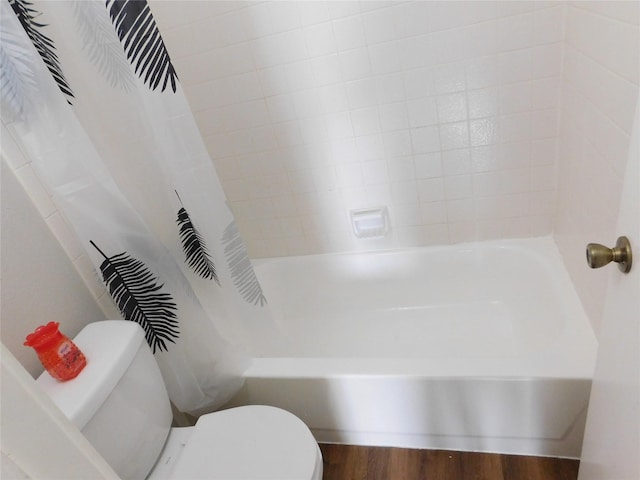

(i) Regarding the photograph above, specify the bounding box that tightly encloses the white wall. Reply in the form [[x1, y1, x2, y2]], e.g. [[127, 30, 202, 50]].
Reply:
[[151, 0, 565, 257], [555, 1, 639, 334], [0, 157, 106, 377], [1, 345, 119, 479]]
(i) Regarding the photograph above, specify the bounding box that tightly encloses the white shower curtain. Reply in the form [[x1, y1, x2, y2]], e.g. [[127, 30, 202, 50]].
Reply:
[[1, 0, 269, 415]]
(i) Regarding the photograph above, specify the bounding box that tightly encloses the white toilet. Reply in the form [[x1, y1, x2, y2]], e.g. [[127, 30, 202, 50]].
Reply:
[[36, 320, 323, 480]]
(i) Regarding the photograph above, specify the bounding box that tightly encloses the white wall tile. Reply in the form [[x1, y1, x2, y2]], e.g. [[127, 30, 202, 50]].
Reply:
[[73, 254, 106, 300], [346, 77, 377, 109], [398, 35, 434, 70], [439, 122, 470, 150], [339, 47, 372, 81], [555, 0, 638, 335], [0, 124, 29, 169], [499, 49, 534, 84], [414, 153, 443, 179], [332, 15, 367, 50], [298, 1, 331, 27], [369, 41, 402, 74], [421, 223, 450, 245], [531, 77, 560, 110], [497, 13, 534, 52], [532, 109, 558, 139], [433, 63, 467, 94], [473, 172, 501, 197], [386, 155, 415, 182], [392, 203, 421, 227], [383, 131, 412, 157], [468, 88, 499, 119], [499, 141, 532, 169], [326, 111, 354, 140], [310, 54, 343, 86], [469, 117, 504, 147], [284, 61, 317, 92], [217, 9, 251, 46], [567, 6, 639, 84], [145, 0, 639, 262], [365, 183, 392, 204], [534, 5, 565, 45], [361, 160, 388, 185], [328, 1, 360, 20], [465, 22, 499, 59], [403, 68, 436, 99], [362, 7, 398, 44], [531, 138, 557, 165], [500, 113, 531, 143], [45, 212, 84, 261], [466, 57, 500, 90], [417, 178, 445, 203], [442, 149, 471, 176], [497, 1, 536, 18], [408, 97, 439, 127], [378, 102, 409, 131], [394, 2, 431, 38], [269, 2, 301, 33], [355, 133, 385, 161], [350, 107, 381, 136], [13, 165, 56, 218], [500, 82, 532, 114], [573, 1, 639, 25], [411, 126, 441, 153], [446, 199, 475, 224], [532, 43, 563, 78], [303, 22, 337, 57], [444, 175, 473, 200], [471, 145, 499, 172], [429, 1, 496, 32], [500, 168, 531, 195], [420, 201, 448, 225], [530, 165, 556, 191], [437, 93, 468, 123]]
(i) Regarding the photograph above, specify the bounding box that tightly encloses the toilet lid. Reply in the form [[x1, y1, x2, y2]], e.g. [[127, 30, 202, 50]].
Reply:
[[169, 405, 320, 479]]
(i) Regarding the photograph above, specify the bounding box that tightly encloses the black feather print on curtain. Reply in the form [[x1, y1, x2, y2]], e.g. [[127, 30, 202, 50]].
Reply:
[[9, 0, 75, 103], [175, 191, 219, 284], [222, 221, 267, 307], [90, 240, 179, 353], [105, 0, 178, 93]]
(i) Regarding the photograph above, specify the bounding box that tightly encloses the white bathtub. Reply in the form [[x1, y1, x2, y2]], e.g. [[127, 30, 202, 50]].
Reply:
[[230, 237, 597, 458]]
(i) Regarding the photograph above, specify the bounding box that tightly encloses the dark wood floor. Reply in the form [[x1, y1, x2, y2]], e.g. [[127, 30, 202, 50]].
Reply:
[[320, 444, 580, 480]]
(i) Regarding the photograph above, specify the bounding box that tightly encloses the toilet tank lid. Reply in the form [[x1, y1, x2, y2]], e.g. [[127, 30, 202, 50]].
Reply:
[[36, 320, 145, 430]]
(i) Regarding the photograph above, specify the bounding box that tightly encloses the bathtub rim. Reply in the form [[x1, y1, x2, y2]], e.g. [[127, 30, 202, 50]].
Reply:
[[249, 236, 598, 378], [245, 353, 597, 380], [252, 235, 574, 267]]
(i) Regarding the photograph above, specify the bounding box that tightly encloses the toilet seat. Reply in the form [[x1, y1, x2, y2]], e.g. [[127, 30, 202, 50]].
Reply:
[[149, 405, 322, 480]]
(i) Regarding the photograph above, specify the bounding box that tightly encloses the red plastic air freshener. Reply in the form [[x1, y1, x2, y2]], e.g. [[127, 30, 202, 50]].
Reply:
[[24, 322, 87, 381]]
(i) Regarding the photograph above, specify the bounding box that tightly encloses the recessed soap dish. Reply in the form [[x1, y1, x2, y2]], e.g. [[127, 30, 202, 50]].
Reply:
[[350, 207, 390, 239]]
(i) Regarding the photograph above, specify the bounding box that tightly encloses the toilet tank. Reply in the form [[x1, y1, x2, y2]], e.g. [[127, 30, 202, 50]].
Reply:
[[37, 320, 173, 480]]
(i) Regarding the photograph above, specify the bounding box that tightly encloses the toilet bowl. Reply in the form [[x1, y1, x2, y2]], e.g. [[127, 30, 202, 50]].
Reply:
[[36, 320, 322, 480], [148, 406, 323, 480]]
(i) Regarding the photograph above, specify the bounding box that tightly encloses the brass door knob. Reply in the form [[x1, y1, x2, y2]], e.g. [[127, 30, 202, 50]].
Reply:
[[586, 236, 632, 273]]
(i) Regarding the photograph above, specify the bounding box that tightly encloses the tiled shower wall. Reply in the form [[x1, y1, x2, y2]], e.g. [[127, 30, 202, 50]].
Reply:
[[151, 1, 565, 257], [555, 2, 639, 335]]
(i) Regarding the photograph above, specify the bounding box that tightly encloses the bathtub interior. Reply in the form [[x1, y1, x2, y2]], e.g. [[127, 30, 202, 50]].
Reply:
[[229, 237, 597, 458], [249, 237, 595, 367]]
